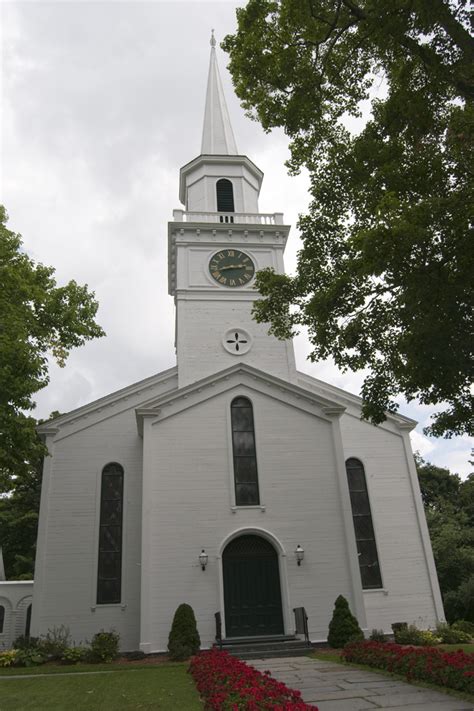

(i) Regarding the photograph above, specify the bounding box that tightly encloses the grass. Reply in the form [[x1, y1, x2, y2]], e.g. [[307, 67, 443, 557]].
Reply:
[[439, 643, 474, 653], [0, 662, 171, 676], [0, 663, 203, 710]]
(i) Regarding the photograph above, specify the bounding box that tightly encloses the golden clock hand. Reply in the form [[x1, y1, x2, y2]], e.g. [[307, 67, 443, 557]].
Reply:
[[219, 263, 246, 270]]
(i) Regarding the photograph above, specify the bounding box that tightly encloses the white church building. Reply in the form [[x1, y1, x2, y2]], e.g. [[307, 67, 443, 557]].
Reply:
[[0, 37, 444, 654]]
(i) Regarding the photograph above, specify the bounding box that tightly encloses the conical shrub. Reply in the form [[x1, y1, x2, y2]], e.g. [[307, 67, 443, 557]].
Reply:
[[167, 603, 200, 661], [327, 595, 364, 648]]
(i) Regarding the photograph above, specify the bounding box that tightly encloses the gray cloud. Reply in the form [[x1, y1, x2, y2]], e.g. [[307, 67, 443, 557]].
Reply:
[[2, 2, 471, 476]]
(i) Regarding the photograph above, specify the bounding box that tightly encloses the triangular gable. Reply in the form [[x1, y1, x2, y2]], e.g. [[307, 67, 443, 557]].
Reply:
[[37, 366, 178, 440], [136, 363, 345, 435], [296, 370, 417, 432]]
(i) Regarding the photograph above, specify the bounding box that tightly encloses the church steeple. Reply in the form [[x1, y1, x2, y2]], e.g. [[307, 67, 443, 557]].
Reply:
[[201, 30, 238, 156], [170, 34, 294, 387]]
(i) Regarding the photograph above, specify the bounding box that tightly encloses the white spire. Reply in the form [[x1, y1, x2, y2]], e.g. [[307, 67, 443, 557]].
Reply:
[[201, 30, 238, 155]]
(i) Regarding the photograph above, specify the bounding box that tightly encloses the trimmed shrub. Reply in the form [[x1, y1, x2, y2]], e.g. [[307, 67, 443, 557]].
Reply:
[[327, 595, 364, 648], [369, 629, 386, 642], [167, 603, 200, 661], [88, 630, 120, 663]]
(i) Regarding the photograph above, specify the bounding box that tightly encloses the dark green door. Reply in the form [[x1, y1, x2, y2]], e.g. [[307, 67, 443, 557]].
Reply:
[[223, 535, 284, 637]]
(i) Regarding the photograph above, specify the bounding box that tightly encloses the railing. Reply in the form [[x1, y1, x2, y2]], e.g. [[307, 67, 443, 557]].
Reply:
[[173, 209, 284, 226], [215, 611, 223, 650], [293, 606, 310, 647]]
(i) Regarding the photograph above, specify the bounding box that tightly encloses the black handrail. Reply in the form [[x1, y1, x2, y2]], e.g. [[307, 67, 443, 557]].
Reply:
[[293, 606, 310, 646], [215, 611, 223, 650]]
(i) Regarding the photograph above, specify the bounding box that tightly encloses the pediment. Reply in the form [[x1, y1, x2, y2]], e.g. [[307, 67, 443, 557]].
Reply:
[[37, 366, 178, 441], [135, 363, 345, 435]]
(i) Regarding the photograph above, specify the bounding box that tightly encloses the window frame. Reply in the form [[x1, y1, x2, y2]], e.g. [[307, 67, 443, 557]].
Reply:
[[345, 457, 383, 590], [0, 604, 4, 634], [216, 178, 235, 213], [230, 396, 260, 507], [96, 462, 124, 605]]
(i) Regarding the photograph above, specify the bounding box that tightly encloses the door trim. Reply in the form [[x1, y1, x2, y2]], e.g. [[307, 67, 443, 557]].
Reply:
[[217, 527, 291, 639]]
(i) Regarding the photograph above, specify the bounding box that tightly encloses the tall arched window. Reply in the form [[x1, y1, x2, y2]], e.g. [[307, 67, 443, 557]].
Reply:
[[345, 458, 382, 589], [0, 605, 4, 634], [231, 397, 259, 506], [97, 463, 124, 604], [216, 178, 234, 212]]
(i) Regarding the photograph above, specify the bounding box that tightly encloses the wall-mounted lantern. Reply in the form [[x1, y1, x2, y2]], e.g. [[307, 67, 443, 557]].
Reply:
[[295, 544, 305, 566], [199, 549, 208, 571]]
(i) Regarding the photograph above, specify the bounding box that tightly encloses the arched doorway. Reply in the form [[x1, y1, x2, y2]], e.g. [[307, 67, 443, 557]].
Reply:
[[223, 534, 284, 637]]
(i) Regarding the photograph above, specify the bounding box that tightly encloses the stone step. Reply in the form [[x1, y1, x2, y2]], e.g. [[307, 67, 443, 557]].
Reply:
[[237, 645, 311, 660], [221, 634, 297, 645], [216, 637, 311, 659]]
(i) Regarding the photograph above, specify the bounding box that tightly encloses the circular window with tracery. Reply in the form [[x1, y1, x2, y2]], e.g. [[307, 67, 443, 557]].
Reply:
[[223, 328, 252, 355]]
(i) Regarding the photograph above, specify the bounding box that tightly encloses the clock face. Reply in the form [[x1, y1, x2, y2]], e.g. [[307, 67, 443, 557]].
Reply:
[[209, 249, 255, 287]]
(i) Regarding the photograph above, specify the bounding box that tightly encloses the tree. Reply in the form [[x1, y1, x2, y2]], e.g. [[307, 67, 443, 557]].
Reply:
[[223, 0, 473, 437], [416, 455, 474, 621], [167, 603, 201, 660], [0, 412, 61, 579], [0, 207, 104, 492], [327, 594, 364, 648]]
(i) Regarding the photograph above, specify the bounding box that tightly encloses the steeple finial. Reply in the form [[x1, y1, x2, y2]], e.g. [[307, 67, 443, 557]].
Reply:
[[201, 31, 238, 155]]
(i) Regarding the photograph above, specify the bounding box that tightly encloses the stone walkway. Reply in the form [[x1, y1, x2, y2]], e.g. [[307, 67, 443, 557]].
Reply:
[[251, 656, 474, 711]]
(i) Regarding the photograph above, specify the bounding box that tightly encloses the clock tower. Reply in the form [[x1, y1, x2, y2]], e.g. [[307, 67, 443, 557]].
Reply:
[[169, 33, 296, 388]]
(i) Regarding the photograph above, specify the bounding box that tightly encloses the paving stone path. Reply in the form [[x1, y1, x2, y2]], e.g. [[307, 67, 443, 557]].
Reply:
[[251, 656, 474, 711]]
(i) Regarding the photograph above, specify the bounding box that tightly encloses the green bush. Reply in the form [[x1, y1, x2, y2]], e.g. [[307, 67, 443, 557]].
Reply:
[[167, 603, 200, 661], [452, 619, 474, 637], [0, 650, 17, 667], [327, 595, 364, 649], [436, 622, 472, 644], [369, 629, 385, 642], [88, 630, 120, 663], [14, 648, 46, 667], [60, 646, 89, 664], [40, 625, 71, 660], [394, 624, 439, 646], [12, 635, 41, 651]]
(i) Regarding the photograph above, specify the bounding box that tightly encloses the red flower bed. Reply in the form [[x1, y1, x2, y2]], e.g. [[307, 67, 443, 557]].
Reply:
[[343, 640, 474, 695], [189, 648, 319, 710]]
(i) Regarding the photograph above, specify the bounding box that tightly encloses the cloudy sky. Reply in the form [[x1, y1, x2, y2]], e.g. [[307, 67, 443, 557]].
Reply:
[[2, 1, 472, 476]]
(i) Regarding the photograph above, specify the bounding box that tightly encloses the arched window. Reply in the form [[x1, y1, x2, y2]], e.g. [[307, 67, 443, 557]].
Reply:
[[97, 463, 124, 604], [216, 179, 234, 213], [231, 397, 259, 506], [345, 458, 382, 589], [0, 605, 4, 634]]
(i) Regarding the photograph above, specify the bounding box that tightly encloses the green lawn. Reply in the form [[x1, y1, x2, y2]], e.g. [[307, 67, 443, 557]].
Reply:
[[439, 643, 474, 653], [0, 664, 203, 710]]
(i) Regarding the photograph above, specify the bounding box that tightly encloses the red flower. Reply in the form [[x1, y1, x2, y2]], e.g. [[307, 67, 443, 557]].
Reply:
[[342, 641, 474, 695], [189, 649, 319, 710]]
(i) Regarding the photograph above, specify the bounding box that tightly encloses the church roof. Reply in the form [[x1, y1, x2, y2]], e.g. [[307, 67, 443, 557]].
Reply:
[[135, 363, 346, 435], [201, 30, 238, 155]]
